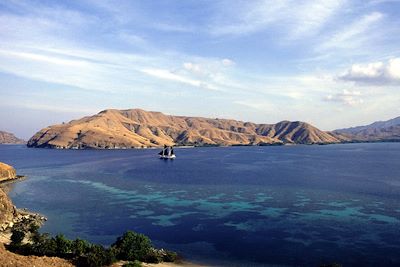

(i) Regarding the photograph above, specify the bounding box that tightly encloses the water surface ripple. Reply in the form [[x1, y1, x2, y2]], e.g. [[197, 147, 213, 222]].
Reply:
[[1, 143, 399, 266]]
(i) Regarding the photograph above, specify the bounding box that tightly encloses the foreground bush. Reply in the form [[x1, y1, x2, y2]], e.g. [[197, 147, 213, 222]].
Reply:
[[7, 227, 178, 267], [112, 231, 152, 261], [75, 244, 116, 267]]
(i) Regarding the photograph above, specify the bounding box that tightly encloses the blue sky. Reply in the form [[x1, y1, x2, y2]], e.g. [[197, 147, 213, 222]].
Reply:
[[1, 0, 400, 139]]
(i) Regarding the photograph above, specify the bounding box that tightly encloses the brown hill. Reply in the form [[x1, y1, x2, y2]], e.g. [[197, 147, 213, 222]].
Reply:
[[334, 116, 400, 142], [0, 162, 17, 182], [0, 244, 73, 267], [27, 109, 341, 149], [0, 131, 25, 144]]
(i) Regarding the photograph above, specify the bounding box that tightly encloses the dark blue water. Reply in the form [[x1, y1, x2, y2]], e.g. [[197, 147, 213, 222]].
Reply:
[[1, 143, 400, 267]]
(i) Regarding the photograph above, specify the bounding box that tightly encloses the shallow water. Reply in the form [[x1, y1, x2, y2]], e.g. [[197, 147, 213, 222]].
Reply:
[[1, 143, 400, 266]]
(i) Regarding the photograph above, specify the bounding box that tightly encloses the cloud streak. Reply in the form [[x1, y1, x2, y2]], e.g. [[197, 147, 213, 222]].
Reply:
[[208, 0, 345, 39], [324, 90, 364, 106]]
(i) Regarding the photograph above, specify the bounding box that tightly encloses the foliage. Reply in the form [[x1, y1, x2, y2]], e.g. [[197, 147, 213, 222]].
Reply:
[[112, 231, 152, 261], [71, 238, 91, 257], [142, 248, 162, 263], [7, 228, 178, 267], [54, 234, 72, 256], [10, 228, 25, 245], [76, 244, 116, 267], [162, 250, 178, 262]]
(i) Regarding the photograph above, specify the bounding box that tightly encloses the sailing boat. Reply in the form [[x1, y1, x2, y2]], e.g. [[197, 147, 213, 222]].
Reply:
[[159, 145, 176, 159]]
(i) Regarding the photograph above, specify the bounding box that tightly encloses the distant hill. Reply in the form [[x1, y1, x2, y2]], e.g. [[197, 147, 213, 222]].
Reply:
[[27, 109, 341, 149], [0, 131, 25, 144], [334, 116, 400, 142]]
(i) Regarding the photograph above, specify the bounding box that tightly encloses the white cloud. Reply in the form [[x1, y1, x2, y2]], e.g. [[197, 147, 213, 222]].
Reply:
[[208, 0, 345, 39], [222, 58, 235, 66], [140, 68, 219, 90], [288, 0, 345, 39], [151, 22, 194, 33], [339, 58, 400, 84], [183, 62, 202, 73], [324, 90, 364, 106], [317, 12, 384, 51], [0, 50, 90, 67]]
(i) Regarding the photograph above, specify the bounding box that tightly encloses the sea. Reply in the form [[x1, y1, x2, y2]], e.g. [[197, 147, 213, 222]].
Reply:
[[1, 143, 399, 267]]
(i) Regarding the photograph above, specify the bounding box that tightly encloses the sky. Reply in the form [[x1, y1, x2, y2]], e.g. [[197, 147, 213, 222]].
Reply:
[[0, 0, 400, 139]]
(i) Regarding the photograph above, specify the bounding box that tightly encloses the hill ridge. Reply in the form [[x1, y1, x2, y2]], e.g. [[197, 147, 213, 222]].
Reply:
[[334, 116, 400, 142], [0, 131, 25, 144], [27, 108, 342, 149]]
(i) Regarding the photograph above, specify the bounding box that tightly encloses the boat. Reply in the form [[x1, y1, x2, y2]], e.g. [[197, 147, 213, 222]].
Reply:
[[159, 145, 176, 159]]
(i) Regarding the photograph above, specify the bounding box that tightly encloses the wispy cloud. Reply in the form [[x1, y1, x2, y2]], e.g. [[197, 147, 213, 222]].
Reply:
[[1, 101, 99, 114], [287, 0, 346, 39], [317, 12, 384, 52], [141, 68, 205, 88], [1, 0, 400, 132], [208, 0, 345, 39], [324, 90, 364, 106]]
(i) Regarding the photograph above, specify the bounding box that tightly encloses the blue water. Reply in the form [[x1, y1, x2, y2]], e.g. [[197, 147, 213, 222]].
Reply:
[[1, 143, 400, 266]]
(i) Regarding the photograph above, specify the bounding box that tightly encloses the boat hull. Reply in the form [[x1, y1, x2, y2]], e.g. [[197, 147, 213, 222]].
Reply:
[[159, 155, 176, 159]]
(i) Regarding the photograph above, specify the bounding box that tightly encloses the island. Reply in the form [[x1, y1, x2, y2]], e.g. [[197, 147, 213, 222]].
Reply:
[[0, 131, 25, 144], [27, 108, 344, 149]]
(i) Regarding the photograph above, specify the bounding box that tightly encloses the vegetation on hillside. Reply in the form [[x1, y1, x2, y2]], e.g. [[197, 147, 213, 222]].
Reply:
[[7, 222, 178, 267]]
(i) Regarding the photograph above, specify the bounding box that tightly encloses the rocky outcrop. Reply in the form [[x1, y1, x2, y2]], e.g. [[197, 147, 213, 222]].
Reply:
[[0, 188, 17, 231], [0, 131, 25, 144], [0, 162, 17, 182], [27, 108, 342, 149], [0, 163, 69, 267]]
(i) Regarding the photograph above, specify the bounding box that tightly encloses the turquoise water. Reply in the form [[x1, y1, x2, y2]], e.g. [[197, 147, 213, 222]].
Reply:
[[1, 143, 400, 266]]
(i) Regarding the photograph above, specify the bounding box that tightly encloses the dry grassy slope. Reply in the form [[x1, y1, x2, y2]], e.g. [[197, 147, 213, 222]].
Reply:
[[334, 125, 400, 141], [0, 131, 25, 144], [0, 244, 74, 267], [28, 109, 342, 149], [333, 116, 400, 142], [0, 162, 17, 182]]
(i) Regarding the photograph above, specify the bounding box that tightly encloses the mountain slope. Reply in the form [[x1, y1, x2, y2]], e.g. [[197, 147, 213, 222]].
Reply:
[[27, 109, 341, 149], [0, 131, 25, 144], [334, 116, 400, 141]]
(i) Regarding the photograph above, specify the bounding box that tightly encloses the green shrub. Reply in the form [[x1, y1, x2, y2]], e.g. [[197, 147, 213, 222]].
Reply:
[[6, 228, 176, 267], [54, 234, 72, 256], [143, 248, 162, 263], [29, 223, 40, 234], [10, 229, 25, 245], [71, 238, 91, 257], [112, 231, 152, 261], [76, 244, 116, 267], [163, 250, 178, 262], [33, 234, 57, 256]]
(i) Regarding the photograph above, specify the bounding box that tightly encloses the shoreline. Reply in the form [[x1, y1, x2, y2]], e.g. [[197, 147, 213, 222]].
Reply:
[[0, 171, 208, 267], [0, 175, 26, 186], [24, 139, 400, 150], [0, 175, 47, 245]]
